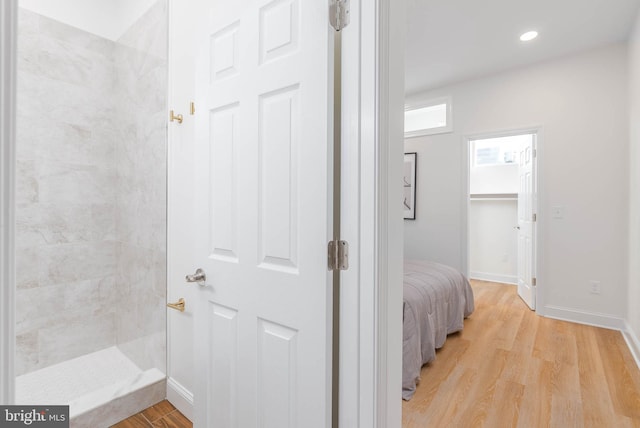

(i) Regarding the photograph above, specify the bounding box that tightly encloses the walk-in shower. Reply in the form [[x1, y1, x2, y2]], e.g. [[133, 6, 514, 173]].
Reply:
[[14, 1, 167, 425]]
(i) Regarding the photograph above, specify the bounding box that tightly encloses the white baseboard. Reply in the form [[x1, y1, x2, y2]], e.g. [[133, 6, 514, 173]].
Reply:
[[623, 322, 640, 371], [543, 305, 626, 330], [166, 377, 194, 422], [469, 271, 517, 285]]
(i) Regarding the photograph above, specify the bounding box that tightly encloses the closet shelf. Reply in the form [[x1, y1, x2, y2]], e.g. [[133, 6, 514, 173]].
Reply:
[[470, 193, 517, 201]]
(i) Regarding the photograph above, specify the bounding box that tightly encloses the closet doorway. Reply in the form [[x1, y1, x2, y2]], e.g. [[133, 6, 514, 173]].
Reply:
[[467, 131, 538, 309]]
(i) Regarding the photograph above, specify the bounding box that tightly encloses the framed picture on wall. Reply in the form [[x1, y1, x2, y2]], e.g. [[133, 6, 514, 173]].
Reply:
[[404, 152, 417, 220]]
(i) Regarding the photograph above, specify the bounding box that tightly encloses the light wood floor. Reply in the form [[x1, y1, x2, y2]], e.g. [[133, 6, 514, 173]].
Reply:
[[402, 280, 640, 428]]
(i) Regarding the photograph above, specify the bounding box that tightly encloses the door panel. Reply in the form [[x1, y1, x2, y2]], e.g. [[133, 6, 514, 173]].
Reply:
[[517, 136, 536, 310], [209, 103, 239, 262], [208, 303, 238, 428], [192, 1, 333, 427], [258, 86, 299, 272], [257, 318, 297, 427]]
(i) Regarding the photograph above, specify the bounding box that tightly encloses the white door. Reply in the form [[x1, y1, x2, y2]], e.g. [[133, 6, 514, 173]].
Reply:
[[191, 1, 334, 427], [517, 134, 536, 310]]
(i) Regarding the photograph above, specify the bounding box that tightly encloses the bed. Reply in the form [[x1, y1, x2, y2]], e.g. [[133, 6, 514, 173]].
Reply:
[[402, 260, 475, 400]]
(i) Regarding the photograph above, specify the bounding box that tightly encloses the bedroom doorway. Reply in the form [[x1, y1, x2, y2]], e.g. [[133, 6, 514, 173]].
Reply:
[[467, 131, 538, 310]]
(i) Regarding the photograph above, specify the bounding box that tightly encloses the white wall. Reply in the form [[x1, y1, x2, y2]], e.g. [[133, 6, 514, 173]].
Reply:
[[628, 11, 640, 358], [469, 200, 517, 283], [405, 43, 629, 325], [403, 136, 463, 267], [19, 0, 157, 41], [165, 0, 208, 419], [470, 164, 518, 194]]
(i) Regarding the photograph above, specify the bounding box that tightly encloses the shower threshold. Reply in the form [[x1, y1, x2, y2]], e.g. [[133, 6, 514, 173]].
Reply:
[[15, 346, 165, 425]]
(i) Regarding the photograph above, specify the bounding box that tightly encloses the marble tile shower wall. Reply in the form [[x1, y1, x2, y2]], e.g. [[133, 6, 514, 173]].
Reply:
[[113, 0, 167, 372], [15, 1, 167, 376]]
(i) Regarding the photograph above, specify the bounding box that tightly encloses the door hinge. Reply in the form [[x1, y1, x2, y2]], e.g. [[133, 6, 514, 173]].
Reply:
[[532, 213, 537, 222], [329, 0, 350, 31], [328, 240, 349, 271], [532, 277, 537, 286]]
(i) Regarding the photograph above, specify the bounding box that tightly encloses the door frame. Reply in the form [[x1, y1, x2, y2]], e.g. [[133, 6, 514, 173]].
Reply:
[[339, 0, 405, 426], [462, 127, 545, 313], [0, 0, 17, 406]]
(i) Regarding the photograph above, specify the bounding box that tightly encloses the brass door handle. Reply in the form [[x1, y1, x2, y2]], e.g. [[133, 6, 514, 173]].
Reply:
[[167, 298, 185, 312], [170, 110, 183, 124]]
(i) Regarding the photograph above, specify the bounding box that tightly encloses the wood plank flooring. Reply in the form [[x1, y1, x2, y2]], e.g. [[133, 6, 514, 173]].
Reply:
[[112, 280, 640, 427], [111, 400, 191, 428], [402, 280, 640, 427]]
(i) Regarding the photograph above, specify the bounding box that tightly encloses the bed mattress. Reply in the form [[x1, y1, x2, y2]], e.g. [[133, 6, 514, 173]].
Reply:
[[402, 260, 475, 400]]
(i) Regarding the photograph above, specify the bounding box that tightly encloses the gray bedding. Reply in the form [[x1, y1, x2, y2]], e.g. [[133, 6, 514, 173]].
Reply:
[[402, 260, 474, 400]]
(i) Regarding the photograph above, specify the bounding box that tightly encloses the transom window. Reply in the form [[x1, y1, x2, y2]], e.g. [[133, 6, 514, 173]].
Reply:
[[404, 97, 452, 138]]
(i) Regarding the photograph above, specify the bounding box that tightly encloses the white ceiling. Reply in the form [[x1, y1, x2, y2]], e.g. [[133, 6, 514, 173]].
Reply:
[[405, 0, 640, 95]]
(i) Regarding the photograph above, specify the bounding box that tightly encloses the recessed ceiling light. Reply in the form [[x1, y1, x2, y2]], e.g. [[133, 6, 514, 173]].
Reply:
[[520, 31, 538, 42]]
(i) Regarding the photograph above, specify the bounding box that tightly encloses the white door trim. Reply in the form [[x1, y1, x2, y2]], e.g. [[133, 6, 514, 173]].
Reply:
[[340, 0, 404, 426], [0, 0, 18, 406], [462, 127, 544, 314]]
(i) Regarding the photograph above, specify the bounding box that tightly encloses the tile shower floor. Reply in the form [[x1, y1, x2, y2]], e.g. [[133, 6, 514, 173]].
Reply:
[[15, 346, 165, 419]]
